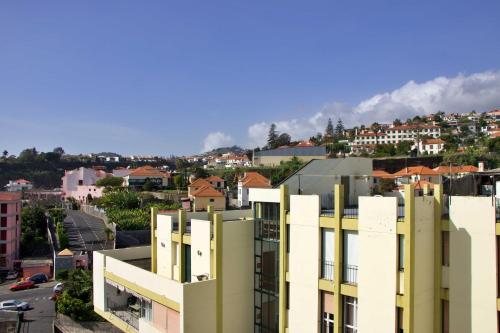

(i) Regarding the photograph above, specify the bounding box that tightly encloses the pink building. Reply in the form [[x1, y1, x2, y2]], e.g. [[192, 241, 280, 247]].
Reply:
[[62, 167, 109, 203], [0, 192, 22, 270]]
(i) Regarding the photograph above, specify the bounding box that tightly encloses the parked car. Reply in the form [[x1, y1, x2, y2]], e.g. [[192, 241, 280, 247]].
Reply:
[[53, 282, 64, 293], [10, 281, 36, 291], [0, 299, 30, 311], [28, 273, 48, 284], [5, 271, 19, 280]]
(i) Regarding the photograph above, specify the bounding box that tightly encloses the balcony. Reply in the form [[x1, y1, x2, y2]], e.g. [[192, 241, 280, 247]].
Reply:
[[321, 260, 334, 281], [343, 206, 359, 219], [343, 264, 358, 285], [320, 192, 335, 217], [397, 205, 405, 222], [106, 298, 139, 330]]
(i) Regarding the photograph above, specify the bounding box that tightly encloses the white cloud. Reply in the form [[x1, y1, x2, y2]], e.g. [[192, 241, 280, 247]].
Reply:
[[202, 131, 233, 152], [246, 70, 500, 147]]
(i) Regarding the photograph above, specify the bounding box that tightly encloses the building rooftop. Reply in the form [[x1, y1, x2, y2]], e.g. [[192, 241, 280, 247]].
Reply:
[[254, 146, 327, 157]]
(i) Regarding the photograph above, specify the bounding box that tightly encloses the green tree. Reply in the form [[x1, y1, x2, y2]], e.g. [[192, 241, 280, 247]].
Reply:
[[396, 141, 413, 156], [275, 133, 291, 147], [93, 189, 141, 210], [393, 119, 402, 126], [267, 123, 279, 149], [18, 147, 38, 162], [173, 174, 184, 190], [194, 167, 209, 179], [335, 119, 345, 139], [56, 269, 101, 321], [142, 178, 156, 191], [325, 118, 334, 138], [370, 122, 381, 133], [53, 147, 65, 156], [21, 205, 47, 255], [96, 176, 124, 187]]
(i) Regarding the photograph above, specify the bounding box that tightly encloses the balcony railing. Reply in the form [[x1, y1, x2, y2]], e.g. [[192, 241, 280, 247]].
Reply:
[[343, 264, 358, 285], [343, 206, 359, 219], [320, 192, 335, 217], [397, 205, 405, 222], [255, 218, 280, 240], [107, 298, 139, 330], [321, 260, 334, 281]]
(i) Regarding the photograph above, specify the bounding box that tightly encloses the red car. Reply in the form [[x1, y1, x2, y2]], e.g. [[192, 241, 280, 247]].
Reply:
[[10, 280, 36, 291]]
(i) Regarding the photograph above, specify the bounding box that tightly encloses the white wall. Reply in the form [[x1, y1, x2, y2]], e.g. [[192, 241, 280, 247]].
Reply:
[[413, 196, 435, 333], [93, 251, 106, 311], [449, 196, 497, 333], [106, 256, 182, 304], [182, 279, 217, 333], [358, 196, 397, 333], [191, 219, 212, 279], [157, 215, 174, 279], [249, 188, 280, 203], [222, 220, 254, 333], [288, 195, 320, 333]]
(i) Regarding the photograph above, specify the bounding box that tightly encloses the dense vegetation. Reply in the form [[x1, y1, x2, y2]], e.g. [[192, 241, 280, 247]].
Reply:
[[93, 189, 181, 230], [20, 205, 48, 256], [48, 208, 69, 249], [56, 269, 102, 321]]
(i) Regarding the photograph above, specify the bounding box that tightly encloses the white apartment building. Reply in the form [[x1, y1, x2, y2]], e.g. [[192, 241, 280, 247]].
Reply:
[[94, 173, 500, 333], [350, 125, 441, 153]]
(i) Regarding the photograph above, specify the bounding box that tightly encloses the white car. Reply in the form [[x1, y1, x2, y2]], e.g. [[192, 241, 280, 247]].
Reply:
[[0, 300, 30, 311], [53, 282, 64, 293]]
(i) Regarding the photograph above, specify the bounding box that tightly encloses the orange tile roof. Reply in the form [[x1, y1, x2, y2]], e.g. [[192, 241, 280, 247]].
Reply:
[[393, 166, 439, 176], [206, 175, 224, 182], [0, 192, 22, 201], [188, 178, 213, 188], [422, 138, 445, 145], [372, 170, 394, 178], [398, 180, 436, 190], [433, 165, 478, 174], [129, 166, 166, 177], [240, 172, 271, 188], [191, 185, 224, 197], [14, 179, 31, 184]]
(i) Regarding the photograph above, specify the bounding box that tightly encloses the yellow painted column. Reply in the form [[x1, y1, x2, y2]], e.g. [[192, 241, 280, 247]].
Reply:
[[279, 184, 289, 333], [151, 207, 158, 273], [333, 184, 344, 333], [433, 184, 443, 333], [214, 212, 223, 333], [403, 184, 415, 332], [207, 205, 214, 222], [178, 209, 186, 283]]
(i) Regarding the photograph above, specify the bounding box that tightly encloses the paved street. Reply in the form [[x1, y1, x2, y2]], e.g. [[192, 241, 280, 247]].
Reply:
[[0, 280, 57, 333], [64, 210, 112, 251]]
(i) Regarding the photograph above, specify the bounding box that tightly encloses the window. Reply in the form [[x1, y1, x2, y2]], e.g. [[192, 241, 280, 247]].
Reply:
[[140, 299, 153, 321], [78, 180, 83, 185], [1, 217, 6, 227], [343, 231, 358, 285], [398, 235, 405, 272], [0, 204, 6, 214], [343, 296, 358, 333], [0, 244, 6, 254], [209, 198, 214, 202], [442, 232, 449, 266], [321, 292, 334, 333], [322, 229, 334, 280], [0, 230, 6, 240], [397, 307, 404, 333], [442, 300, 449, 333]]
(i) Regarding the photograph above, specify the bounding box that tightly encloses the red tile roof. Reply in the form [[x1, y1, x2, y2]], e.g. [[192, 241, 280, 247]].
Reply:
[[206, 175, 224, 182], [129, 166, 166, 177], [372, 170, 394, 178], [433, 165, 478, 174], [188, 178, 213, 188], [0, 192, 22, 201], [239, 172, 271, 188], [191, 185, 224, 197], [398, 180, 436, 190], [422, 138, 445, 145], [393, 166, 439, 176]]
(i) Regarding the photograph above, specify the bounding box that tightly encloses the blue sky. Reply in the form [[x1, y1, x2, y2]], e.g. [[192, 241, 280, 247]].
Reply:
[[1, 1, 499, 156]]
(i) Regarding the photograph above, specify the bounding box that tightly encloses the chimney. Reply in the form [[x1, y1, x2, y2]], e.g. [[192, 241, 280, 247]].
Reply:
[[478, 161, 484, 172]]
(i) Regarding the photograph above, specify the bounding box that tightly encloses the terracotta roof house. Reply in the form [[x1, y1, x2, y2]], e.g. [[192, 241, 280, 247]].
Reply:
[[188, 178, 213, 197], [190, 185, 225, 211], [393, 166, 441, 185], [372, 170, 394, 179], [417, 138, 445, 155], [206, 175, 225, 190], [434, 165, 479, 177], [238, 172, 271, 207], [124, 166, 171, 189]]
